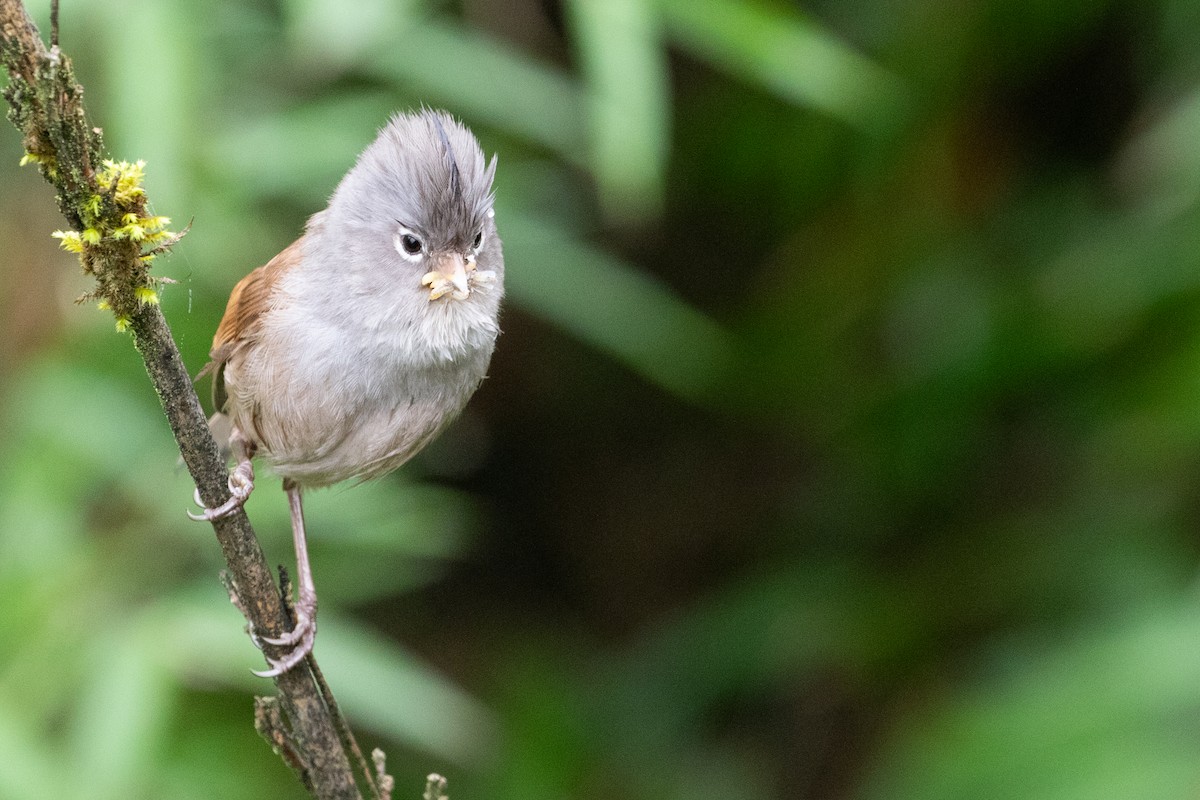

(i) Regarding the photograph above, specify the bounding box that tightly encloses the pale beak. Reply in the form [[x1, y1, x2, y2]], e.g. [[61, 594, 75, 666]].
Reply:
[[448, 255, 470, 297], [421, 253, 472, 301]]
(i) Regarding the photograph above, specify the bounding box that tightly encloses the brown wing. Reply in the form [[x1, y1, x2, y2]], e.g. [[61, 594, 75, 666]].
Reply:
[[202, 235, 307, 412]]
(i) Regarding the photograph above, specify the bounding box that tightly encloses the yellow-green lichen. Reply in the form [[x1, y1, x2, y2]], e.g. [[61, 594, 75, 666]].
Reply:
[[47, 158, 181, 332]]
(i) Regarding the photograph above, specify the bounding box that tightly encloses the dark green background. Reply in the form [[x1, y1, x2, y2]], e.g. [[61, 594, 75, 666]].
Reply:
[[3, 0, 1199, 798]]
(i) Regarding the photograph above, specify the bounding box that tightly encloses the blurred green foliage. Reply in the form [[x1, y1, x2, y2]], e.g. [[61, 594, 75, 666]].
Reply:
[[3, 0, 1200, 798]]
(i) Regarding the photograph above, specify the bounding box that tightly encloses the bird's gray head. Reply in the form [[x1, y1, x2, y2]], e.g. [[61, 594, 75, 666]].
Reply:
[[324, 108, 501, 303]]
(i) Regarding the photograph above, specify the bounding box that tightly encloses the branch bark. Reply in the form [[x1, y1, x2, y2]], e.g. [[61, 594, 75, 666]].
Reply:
[[1, 2, 362, 797]]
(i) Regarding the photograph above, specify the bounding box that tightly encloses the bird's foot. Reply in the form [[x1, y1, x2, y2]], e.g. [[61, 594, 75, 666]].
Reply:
[[188, 459, 254, 521], [252, 595, 317, 677]]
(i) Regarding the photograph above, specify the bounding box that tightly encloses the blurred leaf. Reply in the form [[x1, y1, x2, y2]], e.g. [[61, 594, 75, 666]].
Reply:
[[206, 92, 400, 202], [284, 0, 424, 69], [154, 593, 499, 767], [502, 209, 734, 401], [316, 618, 501, 766], [658, 0, 907, 131], [366, 18, 588, 165], [84, 0, 198, 210], [245, 480, 478, 605], [153, 588, 265, 683], [566, 0, 670, 220], [860, 599, 1200, 800], [0, 697, 68, 799], [68, 623, 174, 800], [1115, 84, 1200, 218], [1037, 205, 1200, 353]]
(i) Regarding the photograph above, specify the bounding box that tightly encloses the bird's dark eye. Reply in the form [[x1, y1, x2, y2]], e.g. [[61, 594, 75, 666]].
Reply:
[[400, 234, 422, 255], [472, 230, 483, 250]]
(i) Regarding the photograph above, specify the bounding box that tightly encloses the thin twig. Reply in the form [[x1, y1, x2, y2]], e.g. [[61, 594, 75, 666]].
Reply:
[[311, 655, 384, 799], [0, 3, 361, 798]]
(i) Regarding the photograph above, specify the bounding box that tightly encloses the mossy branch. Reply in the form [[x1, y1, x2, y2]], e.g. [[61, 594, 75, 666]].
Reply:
[[0, 2, 368, 797]]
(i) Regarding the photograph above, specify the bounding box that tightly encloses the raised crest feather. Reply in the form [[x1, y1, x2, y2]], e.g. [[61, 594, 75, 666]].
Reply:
[[430, 113, 463, 203]]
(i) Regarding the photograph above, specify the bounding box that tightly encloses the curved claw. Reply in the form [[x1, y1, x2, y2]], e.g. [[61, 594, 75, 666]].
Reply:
[[187, 460, 254, 521], [187, 488, 246, 521], [252, 619, 316, 677], [260, 615, 314, 647], [253, 589, 316, 676]]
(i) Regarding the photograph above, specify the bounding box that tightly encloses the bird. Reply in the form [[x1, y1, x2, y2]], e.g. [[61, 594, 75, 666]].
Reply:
[[190, 109, 503, 676]]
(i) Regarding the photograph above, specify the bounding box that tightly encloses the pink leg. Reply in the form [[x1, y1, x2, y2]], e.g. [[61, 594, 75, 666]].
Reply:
[[189, 430, 255, 521], [254, 481, 318, 677]]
